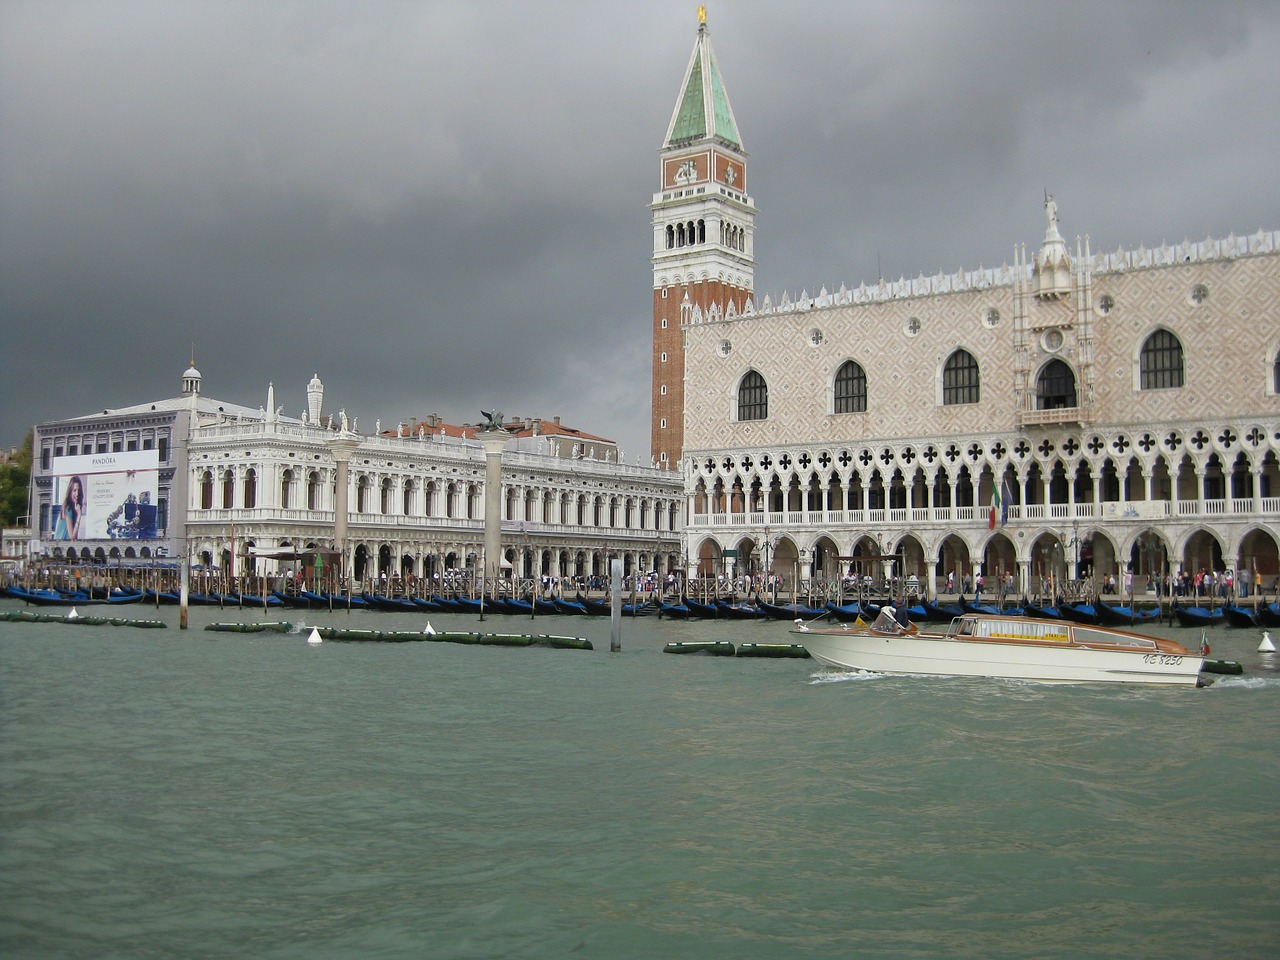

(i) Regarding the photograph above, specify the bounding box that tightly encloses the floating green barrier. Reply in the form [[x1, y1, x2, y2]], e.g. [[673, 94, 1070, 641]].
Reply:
[[1, 610, 166, 629], [1202, 658, 1244, 675], [314, 628, 591, 650], [663, 640, 735, 656], [737, 642, 810, 658]]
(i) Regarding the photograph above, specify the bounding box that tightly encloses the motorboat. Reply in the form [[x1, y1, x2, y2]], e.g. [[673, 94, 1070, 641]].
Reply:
[[793, 607, 1209, 686]]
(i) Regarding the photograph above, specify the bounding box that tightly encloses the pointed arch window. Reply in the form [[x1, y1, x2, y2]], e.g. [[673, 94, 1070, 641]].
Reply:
[[737, 370, 768, 421], [834, 360, 867, 414], [1036, 359, 1077, 409], [942, 349, 980, 405], [1140, 330, 1184, 389]]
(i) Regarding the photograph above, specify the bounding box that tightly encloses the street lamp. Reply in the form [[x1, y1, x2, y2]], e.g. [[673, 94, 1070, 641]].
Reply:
[[1058, 522, 1080, 585], [1138, 533, 1163, 598], [760, 526, 776, 602]]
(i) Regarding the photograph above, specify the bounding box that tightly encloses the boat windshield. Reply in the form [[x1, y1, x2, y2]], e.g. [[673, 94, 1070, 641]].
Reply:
[[870, 607, 906, 635]]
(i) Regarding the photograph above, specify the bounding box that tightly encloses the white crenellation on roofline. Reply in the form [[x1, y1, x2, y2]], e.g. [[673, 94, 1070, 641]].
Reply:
[[683, 228, 1278, 325]]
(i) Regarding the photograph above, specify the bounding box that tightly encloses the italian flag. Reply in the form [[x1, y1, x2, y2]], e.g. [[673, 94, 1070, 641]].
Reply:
[[989, 483, 1000, 530]]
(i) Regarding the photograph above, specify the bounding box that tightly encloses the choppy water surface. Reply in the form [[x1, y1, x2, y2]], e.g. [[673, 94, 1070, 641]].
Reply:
[[2, 602, 1278, 959]]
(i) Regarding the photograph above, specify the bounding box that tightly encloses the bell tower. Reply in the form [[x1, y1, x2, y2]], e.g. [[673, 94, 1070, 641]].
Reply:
[[651, 7, 755, 468]]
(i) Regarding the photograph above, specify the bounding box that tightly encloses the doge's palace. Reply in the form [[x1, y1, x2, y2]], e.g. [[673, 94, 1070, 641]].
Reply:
[[656, 16, 1280, 596]]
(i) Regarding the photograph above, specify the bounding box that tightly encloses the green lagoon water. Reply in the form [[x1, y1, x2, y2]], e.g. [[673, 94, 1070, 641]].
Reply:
[[2, 601, 1278, 959]]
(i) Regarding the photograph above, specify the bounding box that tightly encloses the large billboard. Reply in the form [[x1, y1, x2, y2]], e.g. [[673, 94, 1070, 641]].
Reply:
[[51, 450, 160, 540]]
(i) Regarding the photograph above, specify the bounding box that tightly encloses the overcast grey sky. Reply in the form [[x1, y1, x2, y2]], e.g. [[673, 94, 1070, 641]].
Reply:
[[3, 1, 1278, 458]]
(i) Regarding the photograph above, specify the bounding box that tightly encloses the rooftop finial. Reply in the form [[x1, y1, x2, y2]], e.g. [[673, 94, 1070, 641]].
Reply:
[[698, 5, 706, 27]]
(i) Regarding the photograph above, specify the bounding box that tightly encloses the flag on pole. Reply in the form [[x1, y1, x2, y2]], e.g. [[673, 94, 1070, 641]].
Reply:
[[989, 483, 999, 530], [1000, 477, 1012, 526]]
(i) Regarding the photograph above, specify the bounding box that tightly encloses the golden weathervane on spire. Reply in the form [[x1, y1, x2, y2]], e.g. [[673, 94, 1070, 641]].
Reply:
[[698, 5, 706, 26]]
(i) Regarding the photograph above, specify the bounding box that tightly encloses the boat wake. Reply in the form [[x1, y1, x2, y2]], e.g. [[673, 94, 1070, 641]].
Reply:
[[807, 668, 886, 685], [1210, 674, 1280, 690]]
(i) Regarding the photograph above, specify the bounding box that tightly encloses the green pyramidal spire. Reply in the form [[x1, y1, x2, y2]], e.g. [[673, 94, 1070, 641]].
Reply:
[[664, 11, 742, 149]]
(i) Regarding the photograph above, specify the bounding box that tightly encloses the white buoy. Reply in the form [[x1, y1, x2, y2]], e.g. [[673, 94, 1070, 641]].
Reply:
[[67, 607, 80, 619], [1259, 630, 1276, 653], [423, 621, 436, 635], [307, 627, 322, 646]]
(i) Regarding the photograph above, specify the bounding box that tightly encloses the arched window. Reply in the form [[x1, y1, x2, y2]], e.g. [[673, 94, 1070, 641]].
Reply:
[[1140, 330, 1184, 389], [943, 350, 980, 405], [834, 360, 867, 414], [1272, 348, 1280, 394], [307, 471, 320, 511], [1036, 359, 1077, 409], [200, 470, 214, 510], [221, 470, 234, 509], [242, 468, 257, 509], [281, 469, 294, 510], [738, 370, 768, 421]]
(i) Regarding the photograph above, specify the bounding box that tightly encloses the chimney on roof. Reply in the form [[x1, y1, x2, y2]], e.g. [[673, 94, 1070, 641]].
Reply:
[[554, 416, 561, 425]]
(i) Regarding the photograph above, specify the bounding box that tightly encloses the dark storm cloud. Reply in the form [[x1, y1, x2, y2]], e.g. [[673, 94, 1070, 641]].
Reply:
[[3, 1, 1278, 458]]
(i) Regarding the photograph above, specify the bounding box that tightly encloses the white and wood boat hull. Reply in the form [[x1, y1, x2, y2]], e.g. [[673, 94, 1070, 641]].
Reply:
[[797, 629, 1205, 686]]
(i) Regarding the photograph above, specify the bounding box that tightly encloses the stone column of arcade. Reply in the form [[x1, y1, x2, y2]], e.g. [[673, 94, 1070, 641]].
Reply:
[[478, 420, 512, 596], [329, 433, 361, 596]]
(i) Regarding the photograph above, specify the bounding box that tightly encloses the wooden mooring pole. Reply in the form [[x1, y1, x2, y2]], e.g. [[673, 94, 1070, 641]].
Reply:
[[610, 559, 622, 652]]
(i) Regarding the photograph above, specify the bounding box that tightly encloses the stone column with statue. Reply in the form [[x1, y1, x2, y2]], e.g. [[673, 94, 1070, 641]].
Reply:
[[478, 410, 511, 594]]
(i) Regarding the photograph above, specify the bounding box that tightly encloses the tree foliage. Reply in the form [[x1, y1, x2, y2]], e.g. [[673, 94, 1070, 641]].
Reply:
[[0, 430, 33, 526]]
